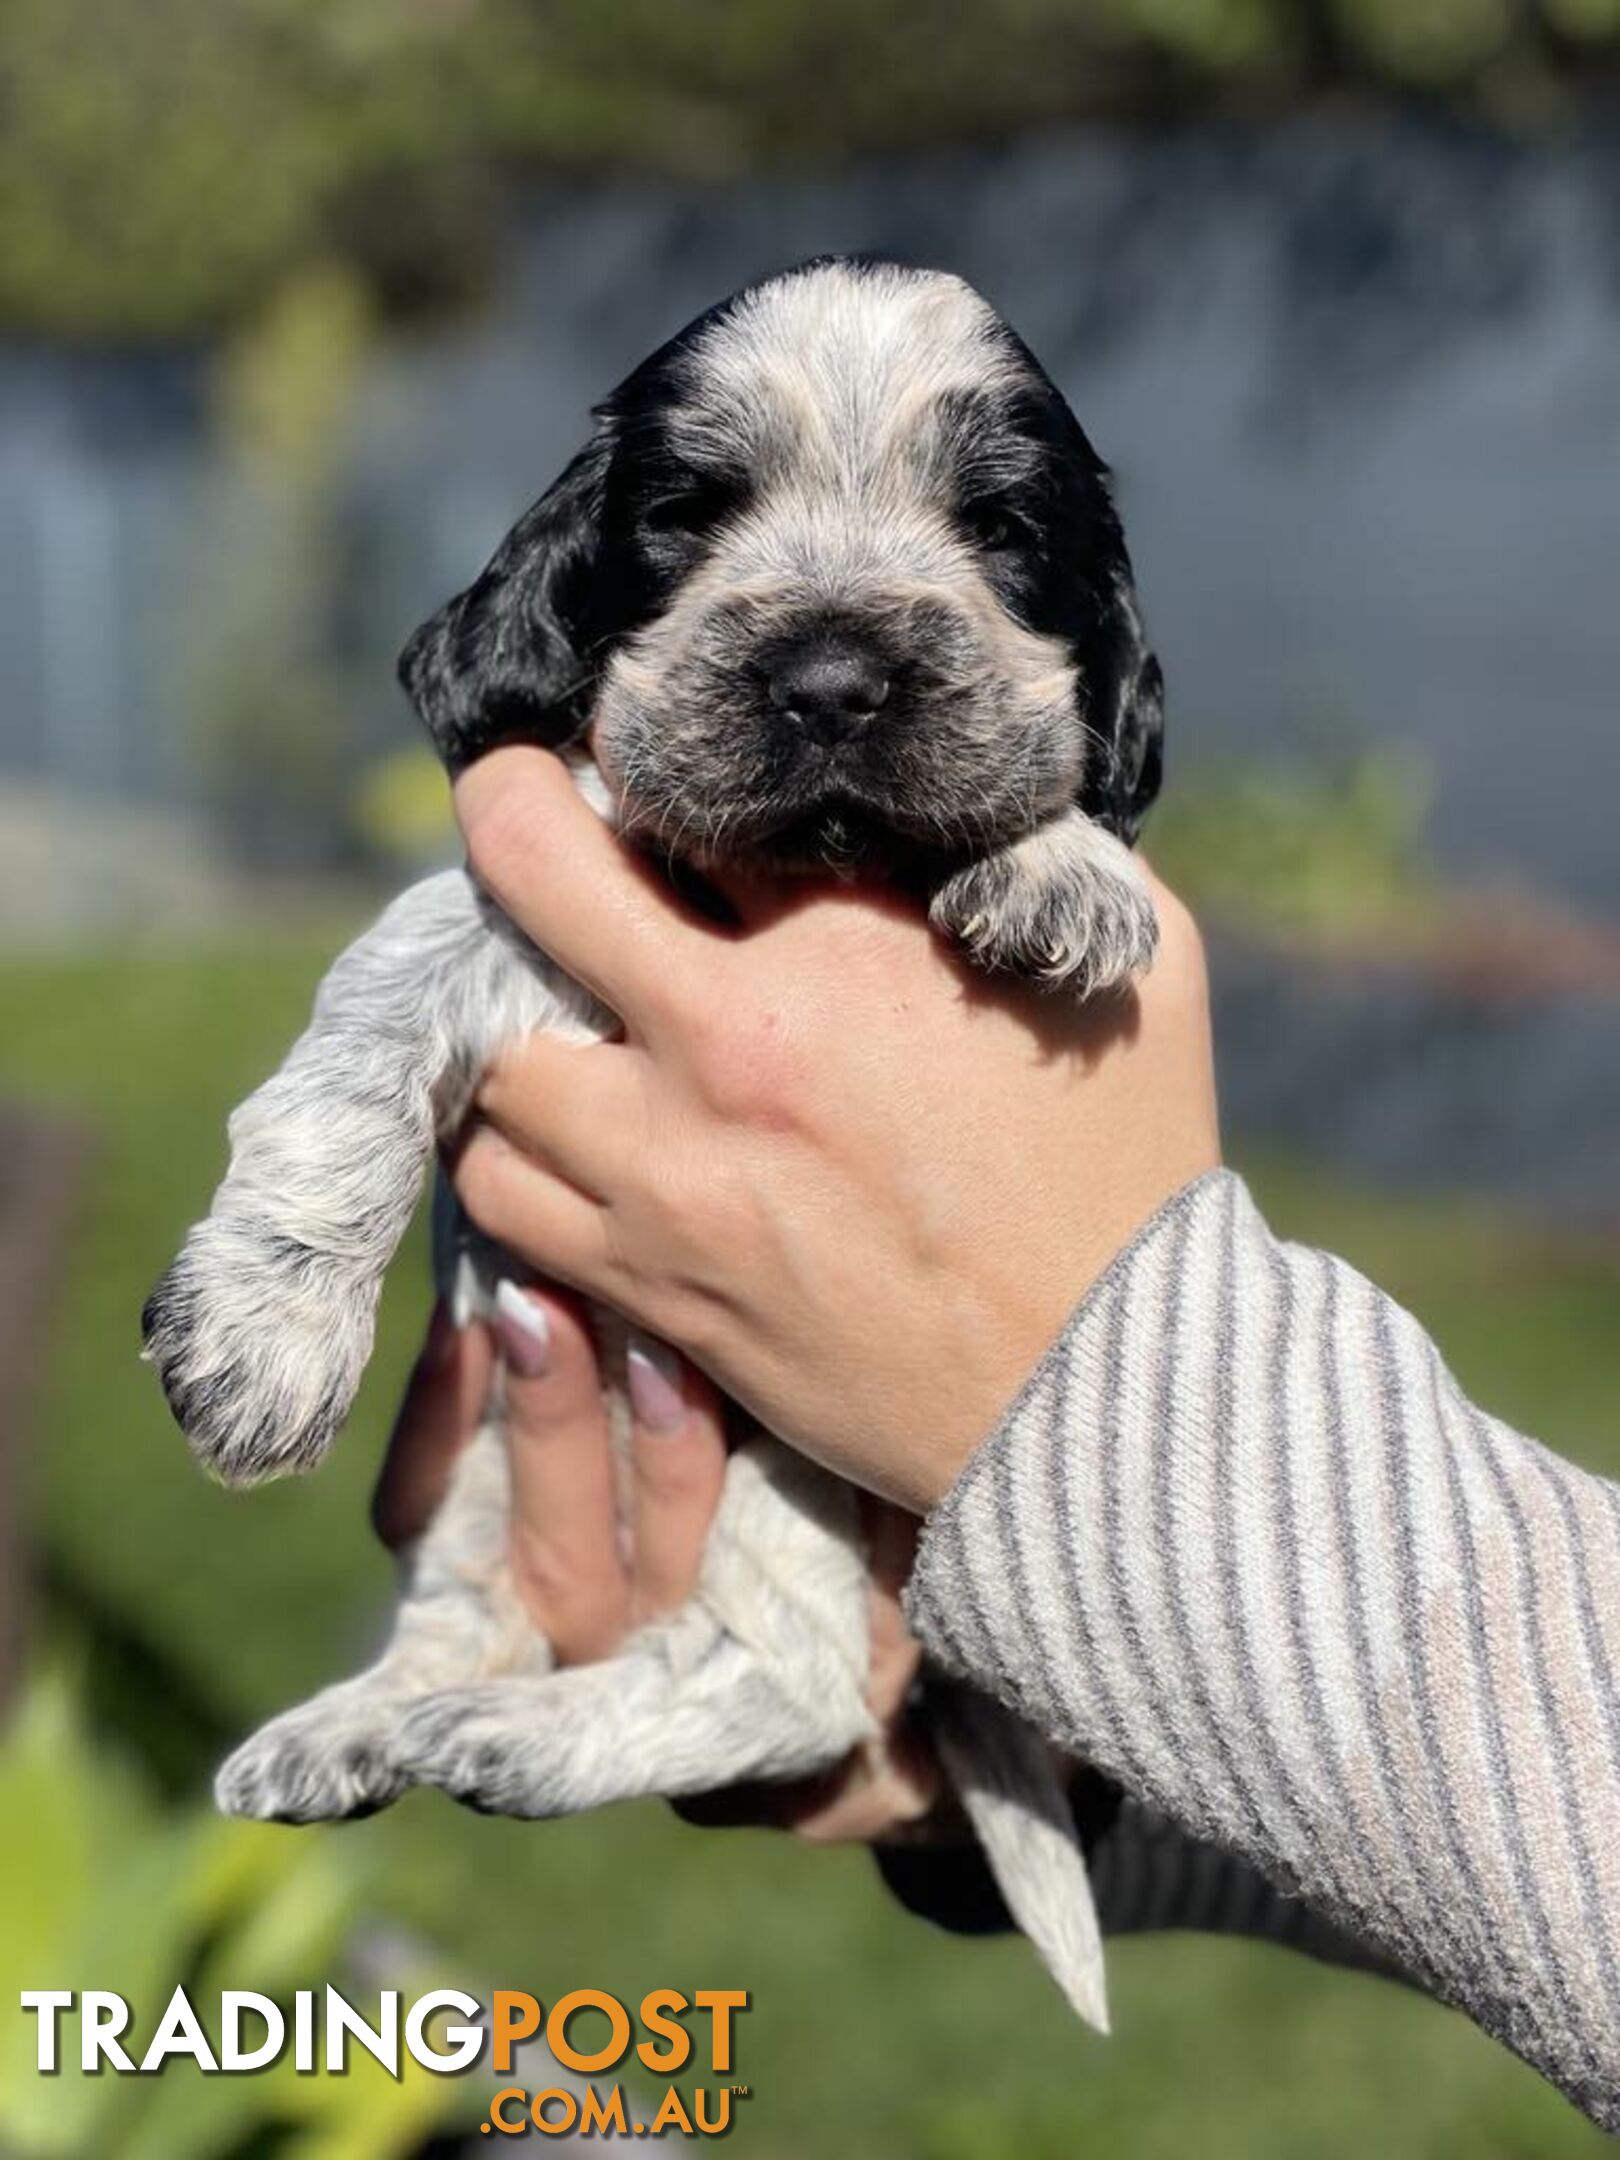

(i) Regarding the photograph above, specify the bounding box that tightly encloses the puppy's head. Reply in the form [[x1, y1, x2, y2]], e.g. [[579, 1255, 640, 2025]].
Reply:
[[401, 258, 1163, 865]]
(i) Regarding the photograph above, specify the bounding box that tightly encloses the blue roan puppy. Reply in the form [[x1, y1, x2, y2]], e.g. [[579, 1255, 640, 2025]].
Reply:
[[143, 257, 1167, 2033]]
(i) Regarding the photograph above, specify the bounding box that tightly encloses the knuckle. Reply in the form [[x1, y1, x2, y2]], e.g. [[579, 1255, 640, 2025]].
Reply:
[[1185, 917, 1212, 1003], [1172, 917, 1212, 1021], [640, 1284, 725, 1374], [666, 1169, 735, 1253], [473, 1041, 527, 1118], [631, 1439, 714, 1509], [463, 797, 527, 902], [1153, 879, 1205, 975], [450, 1130, 506, 1232], [636, 1141, 704, 1226], [458, 757, 558, 902], [644, 1199, 737, 1313], [618, 1145, 734, 1260], [697, 1007, 808, 1130]]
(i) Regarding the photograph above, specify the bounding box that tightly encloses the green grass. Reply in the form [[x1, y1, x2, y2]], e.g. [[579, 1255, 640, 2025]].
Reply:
[[2, 924, 1615, 2158]]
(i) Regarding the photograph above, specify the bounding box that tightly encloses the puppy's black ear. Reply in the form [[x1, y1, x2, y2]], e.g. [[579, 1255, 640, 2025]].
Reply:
[[398, 429, 611, 774], [1078, 578, 1164, 846], [1015, 368, 1166, 847]]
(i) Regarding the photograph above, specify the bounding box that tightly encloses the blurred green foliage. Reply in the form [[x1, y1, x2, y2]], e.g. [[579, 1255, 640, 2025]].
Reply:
[[1, 0, 1615, 341], [351, 744, 458, 874], [2, 928, 1616, 2155], [0, 1670, 461, 2158], [1150, 744, 1441, 943], [350, 736, 1445, 942]]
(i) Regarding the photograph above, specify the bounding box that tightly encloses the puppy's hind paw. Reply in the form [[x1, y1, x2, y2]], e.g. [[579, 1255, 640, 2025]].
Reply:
[[932, 811, 1158, 999], [142, 1218, 375, 1486], [394, 1627, 872, 1822], [215, 1691, 408, 1824]]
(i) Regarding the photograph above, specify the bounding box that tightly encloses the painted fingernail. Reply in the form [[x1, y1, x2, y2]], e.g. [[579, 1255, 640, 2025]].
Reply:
[[494, 1281, 552, 1379], [627, 1334, 685, 1433]]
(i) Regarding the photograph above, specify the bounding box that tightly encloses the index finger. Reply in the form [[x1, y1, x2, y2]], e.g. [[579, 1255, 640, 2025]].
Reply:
[[454, 748, 722, 1031]]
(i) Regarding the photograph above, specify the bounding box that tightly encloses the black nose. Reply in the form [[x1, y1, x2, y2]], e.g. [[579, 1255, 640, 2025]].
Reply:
[[766, 638, 891, 748]]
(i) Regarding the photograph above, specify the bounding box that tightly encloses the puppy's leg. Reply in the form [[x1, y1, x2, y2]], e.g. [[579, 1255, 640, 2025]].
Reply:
[[143, 869, 605, 1485], [216, 1416, 547, 1821], [930, 807, 1158, 996], [391, 1440, 876, 1816]]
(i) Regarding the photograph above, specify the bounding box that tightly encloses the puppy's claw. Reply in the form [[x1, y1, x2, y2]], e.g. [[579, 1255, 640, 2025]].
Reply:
[[931, 812, 1158, 999], [216, 1694, 408, 1823]]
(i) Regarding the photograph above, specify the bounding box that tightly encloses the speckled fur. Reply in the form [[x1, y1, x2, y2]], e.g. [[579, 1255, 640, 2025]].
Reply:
[[143, 261, 1174, 2034]]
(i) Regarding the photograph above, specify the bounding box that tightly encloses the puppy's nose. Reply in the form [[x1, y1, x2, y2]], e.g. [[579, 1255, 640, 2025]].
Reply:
[[766, 640, 891, 748]]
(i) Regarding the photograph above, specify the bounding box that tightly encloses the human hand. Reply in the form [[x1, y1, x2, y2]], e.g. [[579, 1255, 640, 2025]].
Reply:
[[449, 748, 1221, 1512], [372, 1294, 940, 1842]]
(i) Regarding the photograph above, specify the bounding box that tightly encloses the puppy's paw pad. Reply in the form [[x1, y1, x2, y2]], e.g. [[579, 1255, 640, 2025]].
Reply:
[[142, 1224, 373, 1485], [216, 1706, 405, 1823]]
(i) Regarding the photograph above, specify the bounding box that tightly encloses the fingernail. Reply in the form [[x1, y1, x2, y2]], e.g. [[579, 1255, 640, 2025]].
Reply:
[[494, 1281, 552, 1379], [627, 1334, 685, 1433]]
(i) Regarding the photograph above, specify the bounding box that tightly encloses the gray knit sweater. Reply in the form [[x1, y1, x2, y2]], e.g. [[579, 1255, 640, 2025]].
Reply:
[[904, 1169, 1620, 2127]]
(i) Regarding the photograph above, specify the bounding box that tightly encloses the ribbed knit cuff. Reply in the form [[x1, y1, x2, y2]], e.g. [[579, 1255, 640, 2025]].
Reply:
[[904, 1164, 1240, 1675]]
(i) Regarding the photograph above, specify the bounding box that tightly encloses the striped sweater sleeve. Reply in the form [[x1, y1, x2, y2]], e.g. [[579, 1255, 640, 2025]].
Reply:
[[904, 1169, 1620, 2127]]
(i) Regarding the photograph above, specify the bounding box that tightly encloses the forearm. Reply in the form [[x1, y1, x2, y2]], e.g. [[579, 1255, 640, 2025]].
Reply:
[[904, 1170, 1620, 2125]]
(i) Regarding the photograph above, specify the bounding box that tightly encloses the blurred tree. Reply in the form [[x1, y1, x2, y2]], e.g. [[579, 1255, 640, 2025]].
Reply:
[[182, 263, 376, 865], [0, 0, 1614, 343]]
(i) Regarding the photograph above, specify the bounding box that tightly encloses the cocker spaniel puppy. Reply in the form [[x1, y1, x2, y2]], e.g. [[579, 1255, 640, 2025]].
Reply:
[[144, 258, 1165, 2032]]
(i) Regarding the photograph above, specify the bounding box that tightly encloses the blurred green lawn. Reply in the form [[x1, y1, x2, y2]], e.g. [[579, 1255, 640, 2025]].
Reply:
[[2, 923, 1615, 2159]]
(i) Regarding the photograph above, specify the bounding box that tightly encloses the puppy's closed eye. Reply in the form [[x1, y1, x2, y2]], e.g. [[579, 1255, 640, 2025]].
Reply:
[[961, 500, 1038, 554], [642, 473, 748, 535]]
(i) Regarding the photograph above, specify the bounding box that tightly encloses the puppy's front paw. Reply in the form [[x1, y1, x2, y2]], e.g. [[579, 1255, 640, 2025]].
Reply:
[[142, 1216, 374, 1486], [931, 811, 1158, 997], [216, 1689, 408, 1823]]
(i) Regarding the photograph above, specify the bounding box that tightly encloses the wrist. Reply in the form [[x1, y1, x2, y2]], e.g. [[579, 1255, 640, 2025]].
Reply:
[[910, 1158, 1225, 1515]]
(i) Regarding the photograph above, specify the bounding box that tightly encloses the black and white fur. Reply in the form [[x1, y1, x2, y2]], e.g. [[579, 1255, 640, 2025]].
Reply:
[[142, 259, 1165, 2034]]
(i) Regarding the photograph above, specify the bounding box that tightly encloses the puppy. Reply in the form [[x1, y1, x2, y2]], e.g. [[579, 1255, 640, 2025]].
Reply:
[[143, 258, 1164, 2032]]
